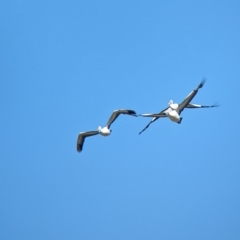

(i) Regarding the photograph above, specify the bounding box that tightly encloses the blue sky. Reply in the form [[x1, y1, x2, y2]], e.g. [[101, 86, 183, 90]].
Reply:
[[1, 0, 240, 239]]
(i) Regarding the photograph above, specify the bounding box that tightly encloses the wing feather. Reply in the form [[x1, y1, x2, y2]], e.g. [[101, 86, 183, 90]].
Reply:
[[77, 131, 99, 152], [138, 107, 169, 134], [178, 79, 206, 114], [106, 109, 137, 128], [186, 103, 219, 108]]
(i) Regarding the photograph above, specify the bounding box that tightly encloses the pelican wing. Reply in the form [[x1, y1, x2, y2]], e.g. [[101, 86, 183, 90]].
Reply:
[[139, 112, 168, 118], [77, 131, 99, 152], [178, 79, 206, 114], [140, 113, 169, 118], [106, 109, 137, 128], [186, 103, 219, 108], [139, 107, 170, 135], [139, 116, 161, 135]]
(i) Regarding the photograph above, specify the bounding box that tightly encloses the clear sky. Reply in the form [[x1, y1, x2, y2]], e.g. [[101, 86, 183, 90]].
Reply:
[[1, 1, 240, 239]]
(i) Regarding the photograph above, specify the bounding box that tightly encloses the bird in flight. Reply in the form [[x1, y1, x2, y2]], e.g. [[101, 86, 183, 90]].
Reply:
[[77, 109, 137, 152], [139, 79, 219, 134]]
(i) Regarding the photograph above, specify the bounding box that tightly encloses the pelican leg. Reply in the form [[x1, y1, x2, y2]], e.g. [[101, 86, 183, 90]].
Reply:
[[177, 117, 183, 124]]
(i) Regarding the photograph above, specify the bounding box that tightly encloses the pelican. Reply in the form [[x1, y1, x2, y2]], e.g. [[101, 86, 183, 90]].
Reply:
[[77, 109, 137, 152], [139, 79, 219, 134]]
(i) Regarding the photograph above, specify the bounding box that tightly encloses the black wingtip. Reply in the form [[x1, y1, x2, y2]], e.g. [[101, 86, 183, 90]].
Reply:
[[212, 102, 220, 107], [77, 146, 82, 153], [127, 109, 136, 115], [199, 78, 206, 88], [139, 127, 146, 135]]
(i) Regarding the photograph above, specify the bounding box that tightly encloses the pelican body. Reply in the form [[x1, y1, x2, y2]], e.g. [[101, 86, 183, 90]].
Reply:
[[98, 126, 111, 136], [167, 108, 182, 123]]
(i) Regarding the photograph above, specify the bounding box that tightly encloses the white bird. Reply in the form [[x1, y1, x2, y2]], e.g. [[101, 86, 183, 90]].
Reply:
[[139, 79, 219, 134], [77, 109, 137, 152]]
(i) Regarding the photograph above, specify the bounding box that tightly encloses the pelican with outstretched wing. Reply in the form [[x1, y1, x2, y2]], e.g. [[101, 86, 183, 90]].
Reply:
[[77, 109, 137, 152], [139, 79, 219, 134]]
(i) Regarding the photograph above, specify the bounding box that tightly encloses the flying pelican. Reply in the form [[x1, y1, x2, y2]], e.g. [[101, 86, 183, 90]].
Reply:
[[77, 109, 137, 152], [139, 79, 219, 134]]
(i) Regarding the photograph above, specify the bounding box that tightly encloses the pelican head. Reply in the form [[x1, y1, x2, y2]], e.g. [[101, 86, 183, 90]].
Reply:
[[168, 100, 173, 106]]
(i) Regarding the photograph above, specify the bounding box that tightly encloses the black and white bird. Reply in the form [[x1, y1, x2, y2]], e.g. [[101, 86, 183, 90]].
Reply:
[[77, 109, 137, 152], [139, 79, 219, 134]]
